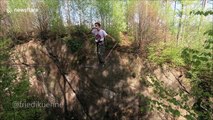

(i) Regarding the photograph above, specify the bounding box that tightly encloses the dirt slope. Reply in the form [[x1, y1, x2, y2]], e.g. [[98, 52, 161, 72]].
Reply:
[[11, 39, 187, 120]]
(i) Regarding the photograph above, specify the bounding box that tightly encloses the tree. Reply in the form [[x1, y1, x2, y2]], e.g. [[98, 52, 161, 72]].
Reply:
[[176, 1, 184, 46], [198, 0, 207, 32], [0, 38, 47, 120]]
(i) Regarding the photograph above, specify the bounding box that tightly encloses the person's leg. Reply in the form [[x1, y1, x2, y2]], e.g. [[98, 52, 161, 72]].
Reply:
[[98, 44, 105, 64], [99, 44, 105, 64], [97, 44, 101, 63]]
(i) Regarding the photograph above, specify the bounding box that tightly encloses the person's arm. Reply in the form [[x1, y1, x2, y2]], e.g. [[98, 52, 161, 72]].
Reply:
[[102, 30, 115, 41], [90, 27, 97, 34], [91, 27, 96, 30], [91, 27, 96, 32], [106, 34, 115, 41]]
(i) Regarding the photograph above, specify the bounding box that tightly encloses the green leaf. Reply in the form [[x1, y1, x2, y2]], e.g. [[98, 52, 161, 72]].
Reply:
[[172, 109, 181, 117], [184, 115, 195, 120], [157, 106, 162, 110], [167, 98, 180, 106], [194, 60, 201, 66], [199, 57, 208, 62], [204, 30, 213, 36], [165, 108, 169, 113], [192, 55, 198, 60], [204, 44, 210, 49]]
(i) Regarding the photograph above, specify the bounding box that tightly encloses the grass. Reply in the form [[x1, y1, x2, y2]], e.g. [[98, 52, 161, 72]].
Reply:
[[147, 36, 209, 67], [148, 41, 185, 67]]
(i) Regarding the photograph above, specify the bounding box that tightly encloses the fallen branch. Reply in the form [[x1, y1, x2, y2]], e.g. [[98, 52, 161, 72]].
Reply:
[[170, 71, 190, 94], [105, 42, 118, 61]]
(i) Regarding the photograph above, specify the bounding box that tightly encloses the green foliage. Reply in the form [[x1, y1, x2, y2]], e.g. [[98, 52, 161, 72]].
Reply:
[[0, 38, 47, 120], [8, 0, 30, 10], [65, 38, 83, 53], [64, 25, 89, 53], [8, 0, 33, 33], [69, 25, 90, 36], [148, 42, 185, 66], [95, 0, 112, 19], [190, 10, 213, 16], [144, 76, 196, 119], [204, 29, 213, 36], [144, 77, 195, 120], [45, 0, 65, 35], [95, 0, 127, 41], [145, 28, 212, 118], [0, 38, 23, 119], [111, 0, 127, 32], [181, 29, 213, 120], [147, 27, 213, 120]]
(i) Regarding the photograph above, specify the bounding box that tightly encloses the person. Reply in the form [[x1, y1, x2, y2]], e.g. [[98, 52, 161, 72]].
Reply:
[[91, 22, 115, 66]]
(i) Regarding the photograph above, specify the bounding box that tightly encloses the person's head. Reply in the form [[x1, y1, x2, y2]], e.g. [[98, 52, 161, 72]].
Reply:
[[95, 22, 101, 30]]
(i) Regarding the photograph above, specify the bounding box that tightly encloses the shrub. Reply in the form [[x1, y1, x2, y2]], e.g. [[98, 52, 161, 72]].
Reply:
[[148, 41, 185, 66]]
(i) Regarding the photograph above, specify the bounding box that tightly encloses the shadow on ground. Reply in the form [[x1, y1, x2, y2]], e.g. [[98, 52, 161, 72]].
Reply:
[[13, 37, 149, 120]]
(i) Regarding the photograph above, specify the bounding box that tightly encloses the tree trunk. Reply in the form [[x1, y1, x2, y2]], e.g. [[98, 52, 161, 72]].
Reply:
[[198, 0, 207, 31], [164, 0, 169, 42], [138, 1, 144, 49], [173, 0, 176, 27], [67, 0, 72, 26], [176, 3, 184, 46]]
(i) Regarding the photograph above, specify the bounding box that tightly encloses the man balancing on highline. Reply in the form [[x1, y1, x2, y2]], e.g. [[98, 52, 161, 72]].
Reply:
[[91, 22, 115, 66]]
